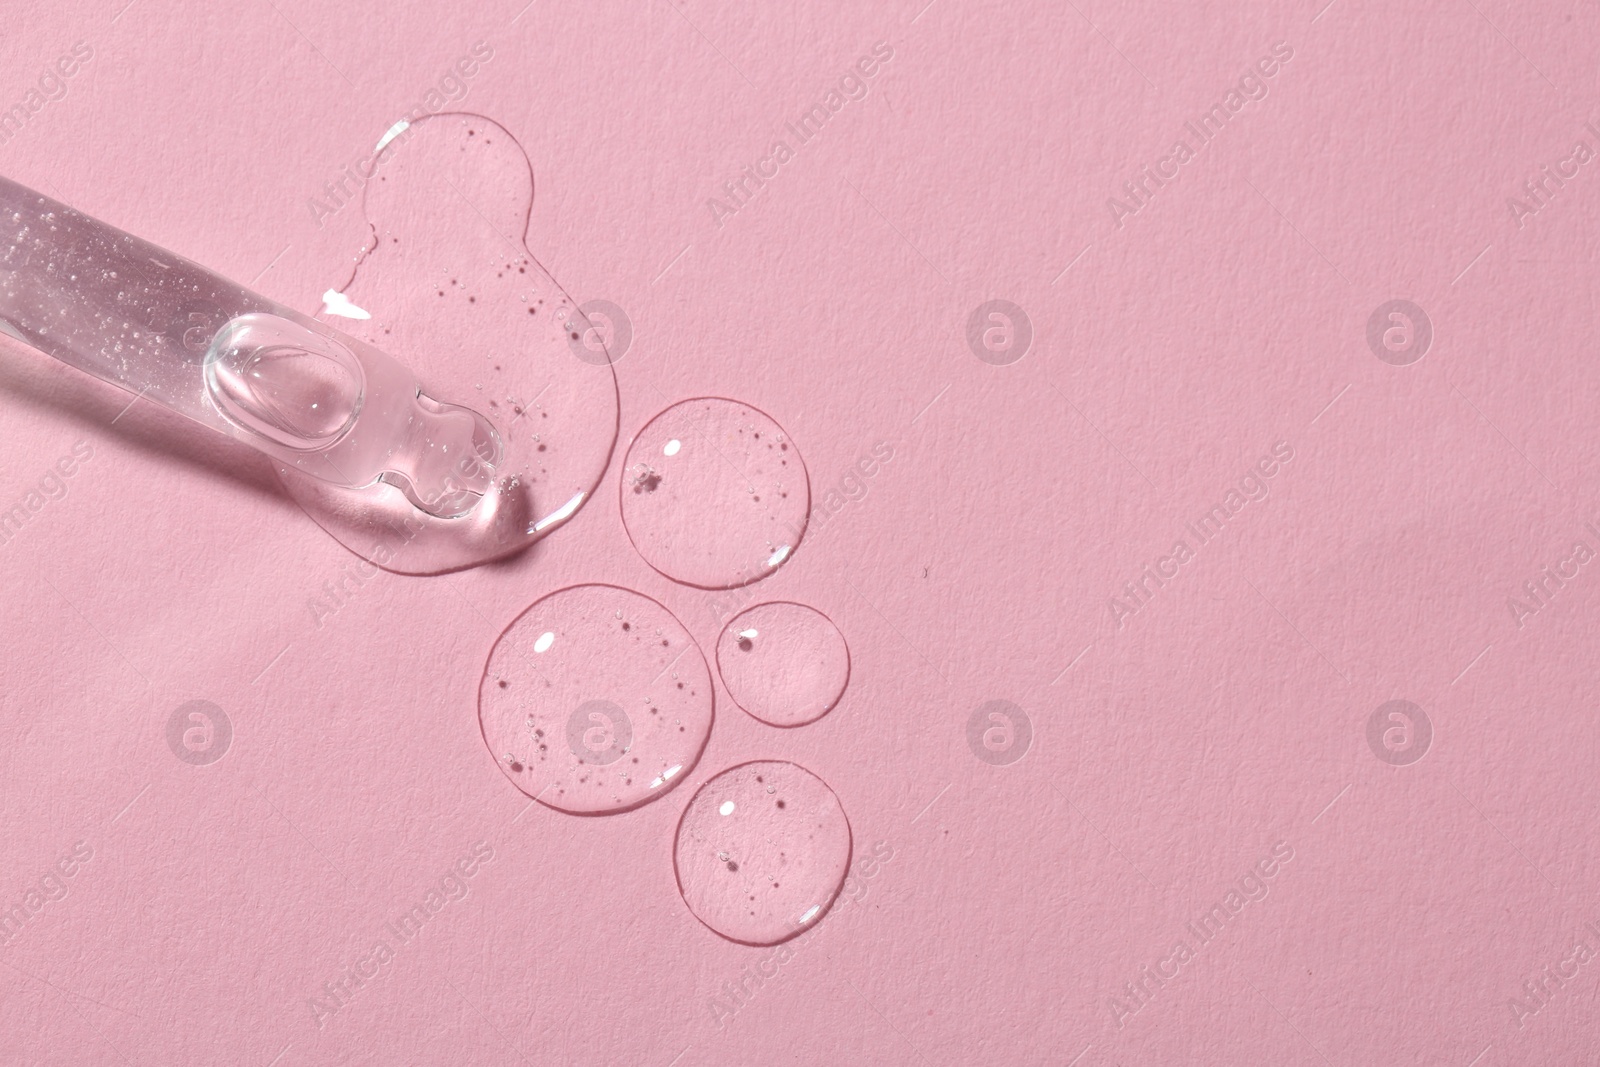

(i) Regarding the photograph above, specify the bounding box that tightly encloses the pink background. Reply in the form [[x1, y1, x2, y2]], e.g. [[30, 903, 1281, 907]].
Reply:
[[3, 0, 1599, 1063]]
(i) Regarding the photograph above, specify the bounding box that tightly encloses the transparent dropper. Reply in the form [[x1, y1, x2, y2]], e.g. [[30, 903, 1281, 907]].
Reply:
[[0, 175, 501, 518]]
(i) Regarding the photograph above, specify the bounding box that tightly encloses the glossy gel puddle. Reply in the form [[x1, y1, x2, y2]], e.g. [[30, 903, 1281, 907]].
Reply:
[[479, 584, 713, 814], [716, 602, 850, 727], [674, 761, 851, 945], [295, 112, 619, 572], [620, 397, 810, 589]]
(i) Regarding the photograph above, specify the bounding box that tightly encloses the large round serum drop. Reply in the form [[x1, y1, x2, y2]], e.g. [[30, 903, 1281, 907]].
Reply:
[[674, 761, 851, 945], [716, 602, 849, 727], [620, 398, 810, 589], [479, 585, 713, 814]]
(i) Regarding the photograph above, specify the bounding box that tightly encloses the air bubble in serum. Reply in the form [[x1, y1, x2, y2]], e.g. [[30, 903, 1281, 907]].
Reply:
[[716, 602, 849, 728], [479, 584, 713, 814], [620, 398, 809, 589], [674, 761, 851, 945]]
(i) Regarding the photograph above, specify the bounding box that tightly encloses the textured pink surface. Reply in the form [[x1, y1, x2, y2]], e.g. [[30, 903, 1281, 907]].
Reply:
[[2, 1, 1600, 1064]]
